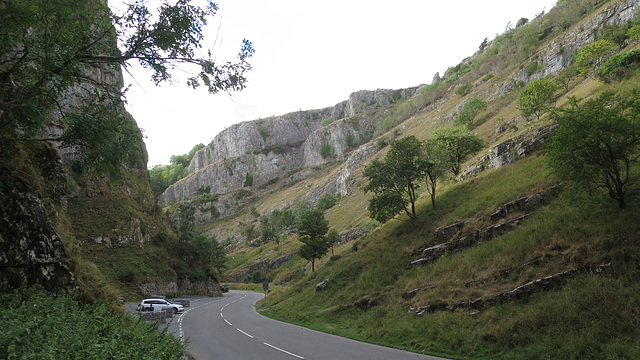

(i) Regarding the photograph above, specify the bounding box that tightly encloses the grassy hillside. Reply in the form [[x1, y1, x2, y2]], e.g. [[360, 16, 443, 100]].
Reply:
[[213, 1, 640, 358], [258, 153, 640, 359]]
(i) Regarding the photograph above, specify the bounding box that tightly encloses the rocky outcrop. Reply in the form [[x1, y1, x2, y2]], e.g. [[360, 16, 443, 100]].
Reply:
[[411, 190, 556, 267], [410, 263, 612, 315], [508, 0, 639, 88], [160, 88, 418, 206], [0, 177, 74, 293], [460, 124, 557, 180]]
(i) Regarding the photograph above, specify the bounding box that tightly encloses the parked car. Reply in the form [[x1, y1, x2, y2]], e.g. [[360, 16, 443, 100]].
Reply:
[[137, 298, 184, 313], [220, 285, 229, 293]]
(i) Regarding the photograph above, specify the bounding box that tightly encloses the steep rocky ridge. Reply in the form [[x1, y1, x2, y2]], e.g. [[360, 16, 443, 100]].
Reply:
[[161, 0, 638, 222], [0, 4, 217, 298], [160, 87, 420, 206], [182, 0, 640, 283]]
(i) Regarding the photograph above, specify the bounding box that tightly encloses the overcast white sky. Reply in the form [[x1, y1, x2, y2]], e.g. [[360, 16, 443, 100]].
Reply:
[[112, 0, 557, 167]]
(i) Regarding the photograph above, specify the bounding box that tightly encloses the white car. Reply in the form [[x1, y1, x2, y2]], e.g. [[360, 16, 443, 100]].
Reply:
[[137, 298, 184, 314]]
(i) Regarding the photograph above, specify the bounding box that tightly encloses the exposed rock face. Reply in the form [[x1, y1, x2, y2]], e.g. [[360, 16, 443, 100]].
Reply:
[[511, 0, 639, 85], [460, 124, 557, 180], [0, 176, 74, 293], [160, 88, 418, 206]]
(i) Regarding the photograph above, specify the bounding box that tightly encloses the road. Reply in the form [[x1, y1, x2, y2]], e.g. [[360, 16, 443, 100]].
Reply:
[[177, 290, 450, 360]]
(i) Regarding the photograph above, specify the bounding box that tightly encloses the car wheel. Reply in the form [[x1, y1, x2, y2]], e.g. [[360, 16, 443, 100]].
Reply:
[[173, 307, 178, 314]]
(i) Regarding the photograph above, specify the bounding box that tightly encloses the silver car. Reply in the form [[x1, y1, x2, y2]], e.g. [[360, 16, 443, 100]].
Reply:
[[137, 298, 184, 314]]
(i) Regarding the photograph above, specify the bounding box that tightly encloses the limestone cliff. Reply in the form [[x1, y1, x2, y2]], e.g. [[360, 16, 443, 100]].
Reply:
[[160, 87, 419, 206], [159, 0, 639, 249]]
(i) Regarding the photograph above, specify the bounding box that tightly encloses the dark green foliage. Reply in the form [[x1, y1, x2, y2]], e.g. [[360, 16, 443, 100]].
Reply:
[[243, 224, 258, 242], [364, 136, 425, 221], [597, 22, 633, 46], [148, 143, 205, 197], [430, 126, 484, 176], [0, 286, 184, 359], [455, 97, 488, 128], [455, 83, 473, 96], [174, 201, 225, 278], [346, 131, 355, 148], [325, 228, 340, 256], [0, 0, 252, 176], [547, 91, 640, 209], [296, 209, 330, 272], [259, 216, 279, 245], [316, 193, 341, 212], [250, 270, 265, 283], [320, 140, 335, 159], [597, 50, 640, 83], [526, 61, 540, 75], [244, 172, 254, 187]]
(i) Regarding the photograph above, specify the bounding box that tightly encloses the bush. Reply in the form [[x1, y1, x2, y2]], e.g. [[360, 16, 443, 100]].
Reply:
[[320, 140, 334, 159], [455, 83, 473, 96], [597, 49, 640, 83], [0, 286, 184, 359], [316, 193, 341, 211]]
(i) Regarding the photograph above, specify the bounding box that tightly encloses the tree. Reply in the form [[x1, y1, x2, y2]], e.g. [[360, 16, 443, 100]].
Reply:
[[176, 201, 196, 240], [259, 216, 280, 246], [316, 193, 341, 212], [517, 77, 560, 120], [430, 126, 484, 176], [455, 97, 487, 128], [422, 141, 451, 208], [547, 92, 640, 209], [296, 209, 329, 272], [363, 136, 426, 222], [0, 0, 253, 173], [242, 224, 258, 243], [325, 228, 341, 256], [556, 62, 581, 92], [575, 40, 617, 77]]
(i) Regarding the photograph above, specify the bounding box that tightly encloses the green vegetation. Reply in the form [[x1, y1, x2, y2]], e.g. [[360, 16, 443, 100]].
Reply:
[[316, 193, 341, 212], [0, 286, 184, 359], [430, 126, 484, 177], [320, 139, 335, 159], [260, 154, 640, 359], [148, 143, 205, 198], [244, 172, 254, 187], [548, 91, 640, 209], [0, 0, 253, 176], [597, 49, 640, 82], [517, 77, 560, 120], [364, 136, 425, 221], [296, 209, 330, 272], [455, 97, 488, 128], [576, 39, 618, 77], [364, 131, 483, 221]]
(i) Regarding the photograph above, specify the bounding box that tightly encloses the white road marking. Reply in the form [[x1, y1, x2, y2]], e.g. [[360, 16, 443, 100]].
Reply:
[[263, 342, 305, 359], [237, 328, 254, 338]]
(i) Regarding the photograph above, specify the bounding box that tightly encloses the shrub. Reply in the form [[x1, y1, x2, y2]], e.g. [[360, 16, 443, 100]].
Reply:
[[316, 193, 341, 211], [455, 83, 473, 96], [597, 49, 640, 83], [0, 286, 184, 359], [244, 172, 253, 187], [320, 140, 334, 159], [346, 131, 355, 148]]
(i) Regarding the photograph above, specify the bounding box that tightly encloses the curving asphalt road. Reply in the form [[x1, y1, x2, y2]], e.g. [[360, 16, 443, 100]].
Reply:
[[177, 290, 450, 360]]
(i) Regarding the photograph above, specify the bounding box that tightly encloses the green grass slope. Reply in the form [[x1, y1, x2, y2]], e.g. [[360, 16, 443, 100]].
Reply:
[[259, 154, 640, 359], [211, 2, 640, 358]]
